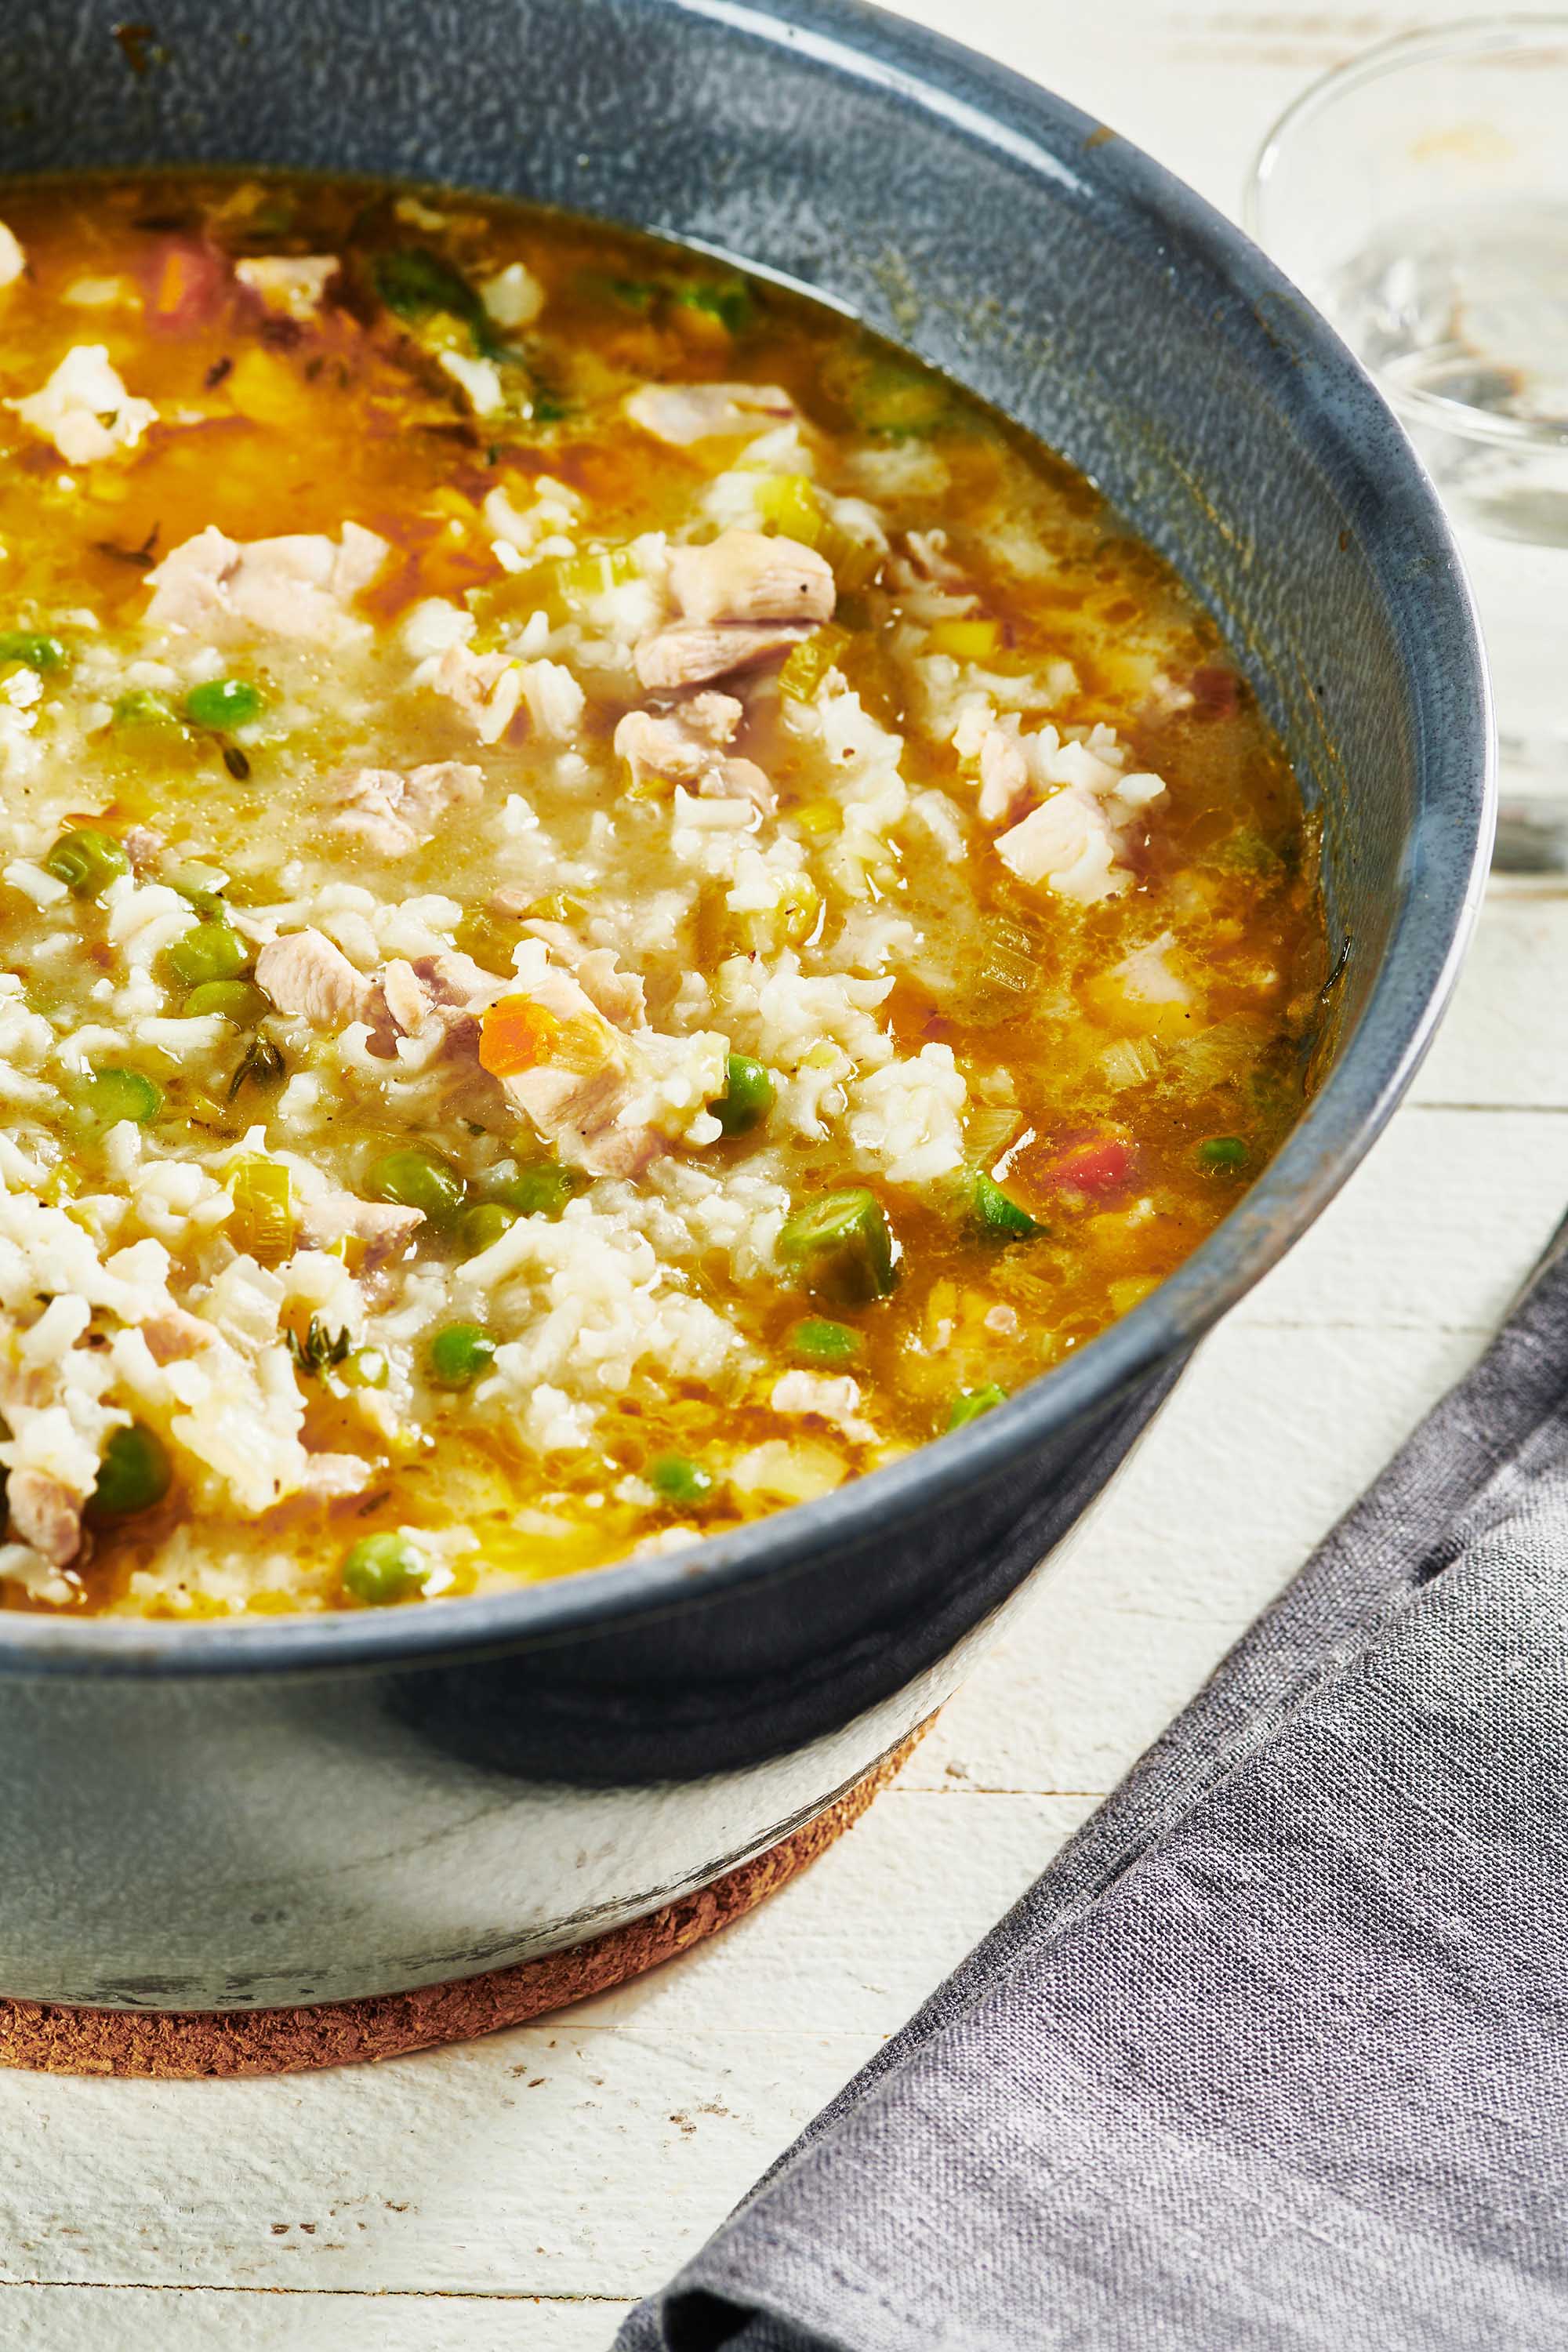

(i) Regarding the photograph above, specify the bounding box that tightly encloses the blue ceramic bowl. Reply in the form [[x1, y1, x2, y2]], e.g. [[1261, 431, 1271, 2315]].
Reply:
[[0, 0, 1490, 2007]]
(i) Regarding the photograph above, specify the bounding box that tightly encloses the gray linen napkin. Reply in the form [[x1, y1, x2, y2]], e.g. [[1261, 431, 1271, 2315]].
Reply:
[[616, 1216, 1568, 2352]]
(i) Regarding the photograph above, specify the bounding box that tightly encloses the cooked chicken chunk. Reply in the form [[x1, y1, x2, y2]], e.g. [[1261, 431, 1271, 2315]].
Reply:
[[7, 1468, 83, 1567], [255, 930, 377, 1027], [295, 1195, 423, 1269], [145, 521, 389, 645], [235, 254, 339, 318], [7, 343, 157, 464], [634, 620, 813, 693], [669, 531, 834, 628], [330, 760, 485, 858], [613, 695, 775, 811], [624, 382, 795, 445], [524, 924, 648, 1028]]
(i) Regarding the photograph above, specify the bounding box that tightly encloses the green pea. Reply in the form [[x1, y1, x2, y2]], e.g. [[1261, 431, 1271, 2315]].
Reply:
[[165, 921, 249, 989], [779, 1188, 897, 1306], [368, 1148, 468, 1229], [459, 1201, 520, 1257], [0, 630, 67, 673], [426, 1321, 498, 1389], [341, 1532, 430, 1606], [185, 677, 266, 731], [1196, 1135, 1249, 1171], [112, 687, 180, 728], [42, 827, 129, 900], [79, 1065, 162, 1126], [648, 1453, 714, 1507], [492, 1162, 585, 1220], [345, 1347, 390, 1390], [968, 1169, 1044, 1241], [183, 978, 271, 1024], [87, 1423, 172, 1521], [711, 1051, 775, 1138], [790, 1317, 862, 1368], [947, 1384, 1008, 1432]]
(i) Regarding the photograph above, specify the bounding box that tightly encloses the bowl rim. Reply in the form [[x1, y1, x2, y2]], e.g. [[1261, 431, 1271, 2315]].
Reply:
[[0, 0, 1494, 1676]]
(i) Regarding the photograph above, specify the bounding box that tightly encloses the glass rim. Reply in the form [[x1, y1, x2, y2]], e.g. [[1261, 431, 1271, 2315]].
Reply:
[[1244, 13, 1568, 453]]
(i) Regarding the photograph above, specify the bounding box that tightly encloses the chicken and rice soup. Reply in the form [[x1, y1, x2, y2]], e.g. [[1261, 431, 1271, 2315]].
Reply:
[[0, 176, 1324, 1615]]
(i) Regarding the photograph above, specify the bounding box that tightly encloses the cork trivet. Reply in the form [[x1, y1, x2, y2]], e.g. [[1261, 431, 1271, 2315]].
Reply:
[[0, 1725, 926, 2078]]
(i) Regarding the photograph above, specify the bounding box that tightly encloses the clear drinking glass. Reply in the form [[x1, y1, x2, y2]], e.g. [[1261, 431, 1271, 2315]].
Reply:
[[1247, 16, 1568, 802]]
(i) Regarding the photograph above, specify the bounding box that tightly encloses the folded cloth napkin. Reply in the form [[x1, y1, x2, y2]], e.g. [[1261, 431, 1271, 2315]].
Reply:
[[617, 1218, 1568, 2352]]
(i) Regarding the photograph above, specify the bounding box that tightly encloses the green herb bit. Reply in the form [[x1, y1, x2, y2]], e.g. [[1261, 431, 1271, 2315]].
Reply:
[[368, 1147, 468, 1229], [826, 344, 952, 438], [183, 978, 271, 1025], [458, 1201, 520, 1257], [674, 275, 754, 336], [947, 1385, 1008, 1431], [285, 1317, 352, 1377], [165, 920, 249, 989], [0, 630, 67, 673], [790, 1317, 862, 1368], [426, 1320, 498, 1389], [711, 1052, 775, 1138], [779, 1188, 898, 1306], [88, 1423, 172, 1521], [112, 687, 180, 728], [1196, 1136, 1250, 1171], [577, 269, 659, 314], [79, 1065, 162, 1127], [373, 245, 502, 356], [648, 1453, 715, 1507], [968, 1168, 1045, 1242], [341, 1531, 430, 1607], [492, 1162, 586, 1221], [228, 1035, 286, 1100], [185, 677, 265, 731], [43, 826, 129, 899]]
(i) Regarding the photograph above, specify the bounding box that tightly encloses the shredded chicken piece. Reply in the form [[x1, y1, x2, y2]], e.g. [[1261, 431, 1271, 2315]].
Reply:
[[668, 531, 835, 628], [294, 1452, 374, 1498], [255, 930, 377, 1027], [432, 642, 523, 743], [235, 254, 339, 318], [295, 1195, 423, 1269], [977, 727, 1032, 828], [624, 381, 795, 445], [121, 825, 165, 873], [524, 924, 648, 1029], [329, 760, 485, 858], [7, 343, 157, 464], [634, 620, 812, 693], [633, 528, 833, 690], [146, 522, 389, 646], [485, 964, 693, 1181], [613, 695, 775, 811], [142, 1308, 221, 1364], [379, 957, 434, 1036], [7, 1468, 83, 1568]]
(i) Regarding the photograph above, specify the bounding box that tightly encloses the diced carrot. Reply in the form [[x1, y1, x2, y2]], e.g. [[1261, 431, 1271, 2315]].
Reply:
[[1050, 1135, 1139, 1198], [143, 237, 230, 330], [479, 994, 566, 1077], [1011, 1128, 1140, 1203]]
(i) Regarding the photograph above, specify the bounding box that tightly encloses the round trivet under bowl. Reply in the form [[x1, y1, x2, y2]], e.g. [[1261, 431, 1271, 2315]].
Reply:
[[0, 1730, 922, 2078]]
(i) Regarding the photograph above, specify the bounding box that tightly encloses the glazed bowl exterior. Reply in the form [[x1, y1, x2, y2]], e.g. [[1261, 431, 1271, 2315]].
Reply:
[[0, 0, 1490, 2006]]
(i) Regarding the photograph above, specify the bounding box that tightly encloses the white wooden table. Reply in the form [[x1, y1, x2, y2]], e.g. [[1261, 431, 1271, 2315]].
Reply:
[[5, 5, 1549, 2343]]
